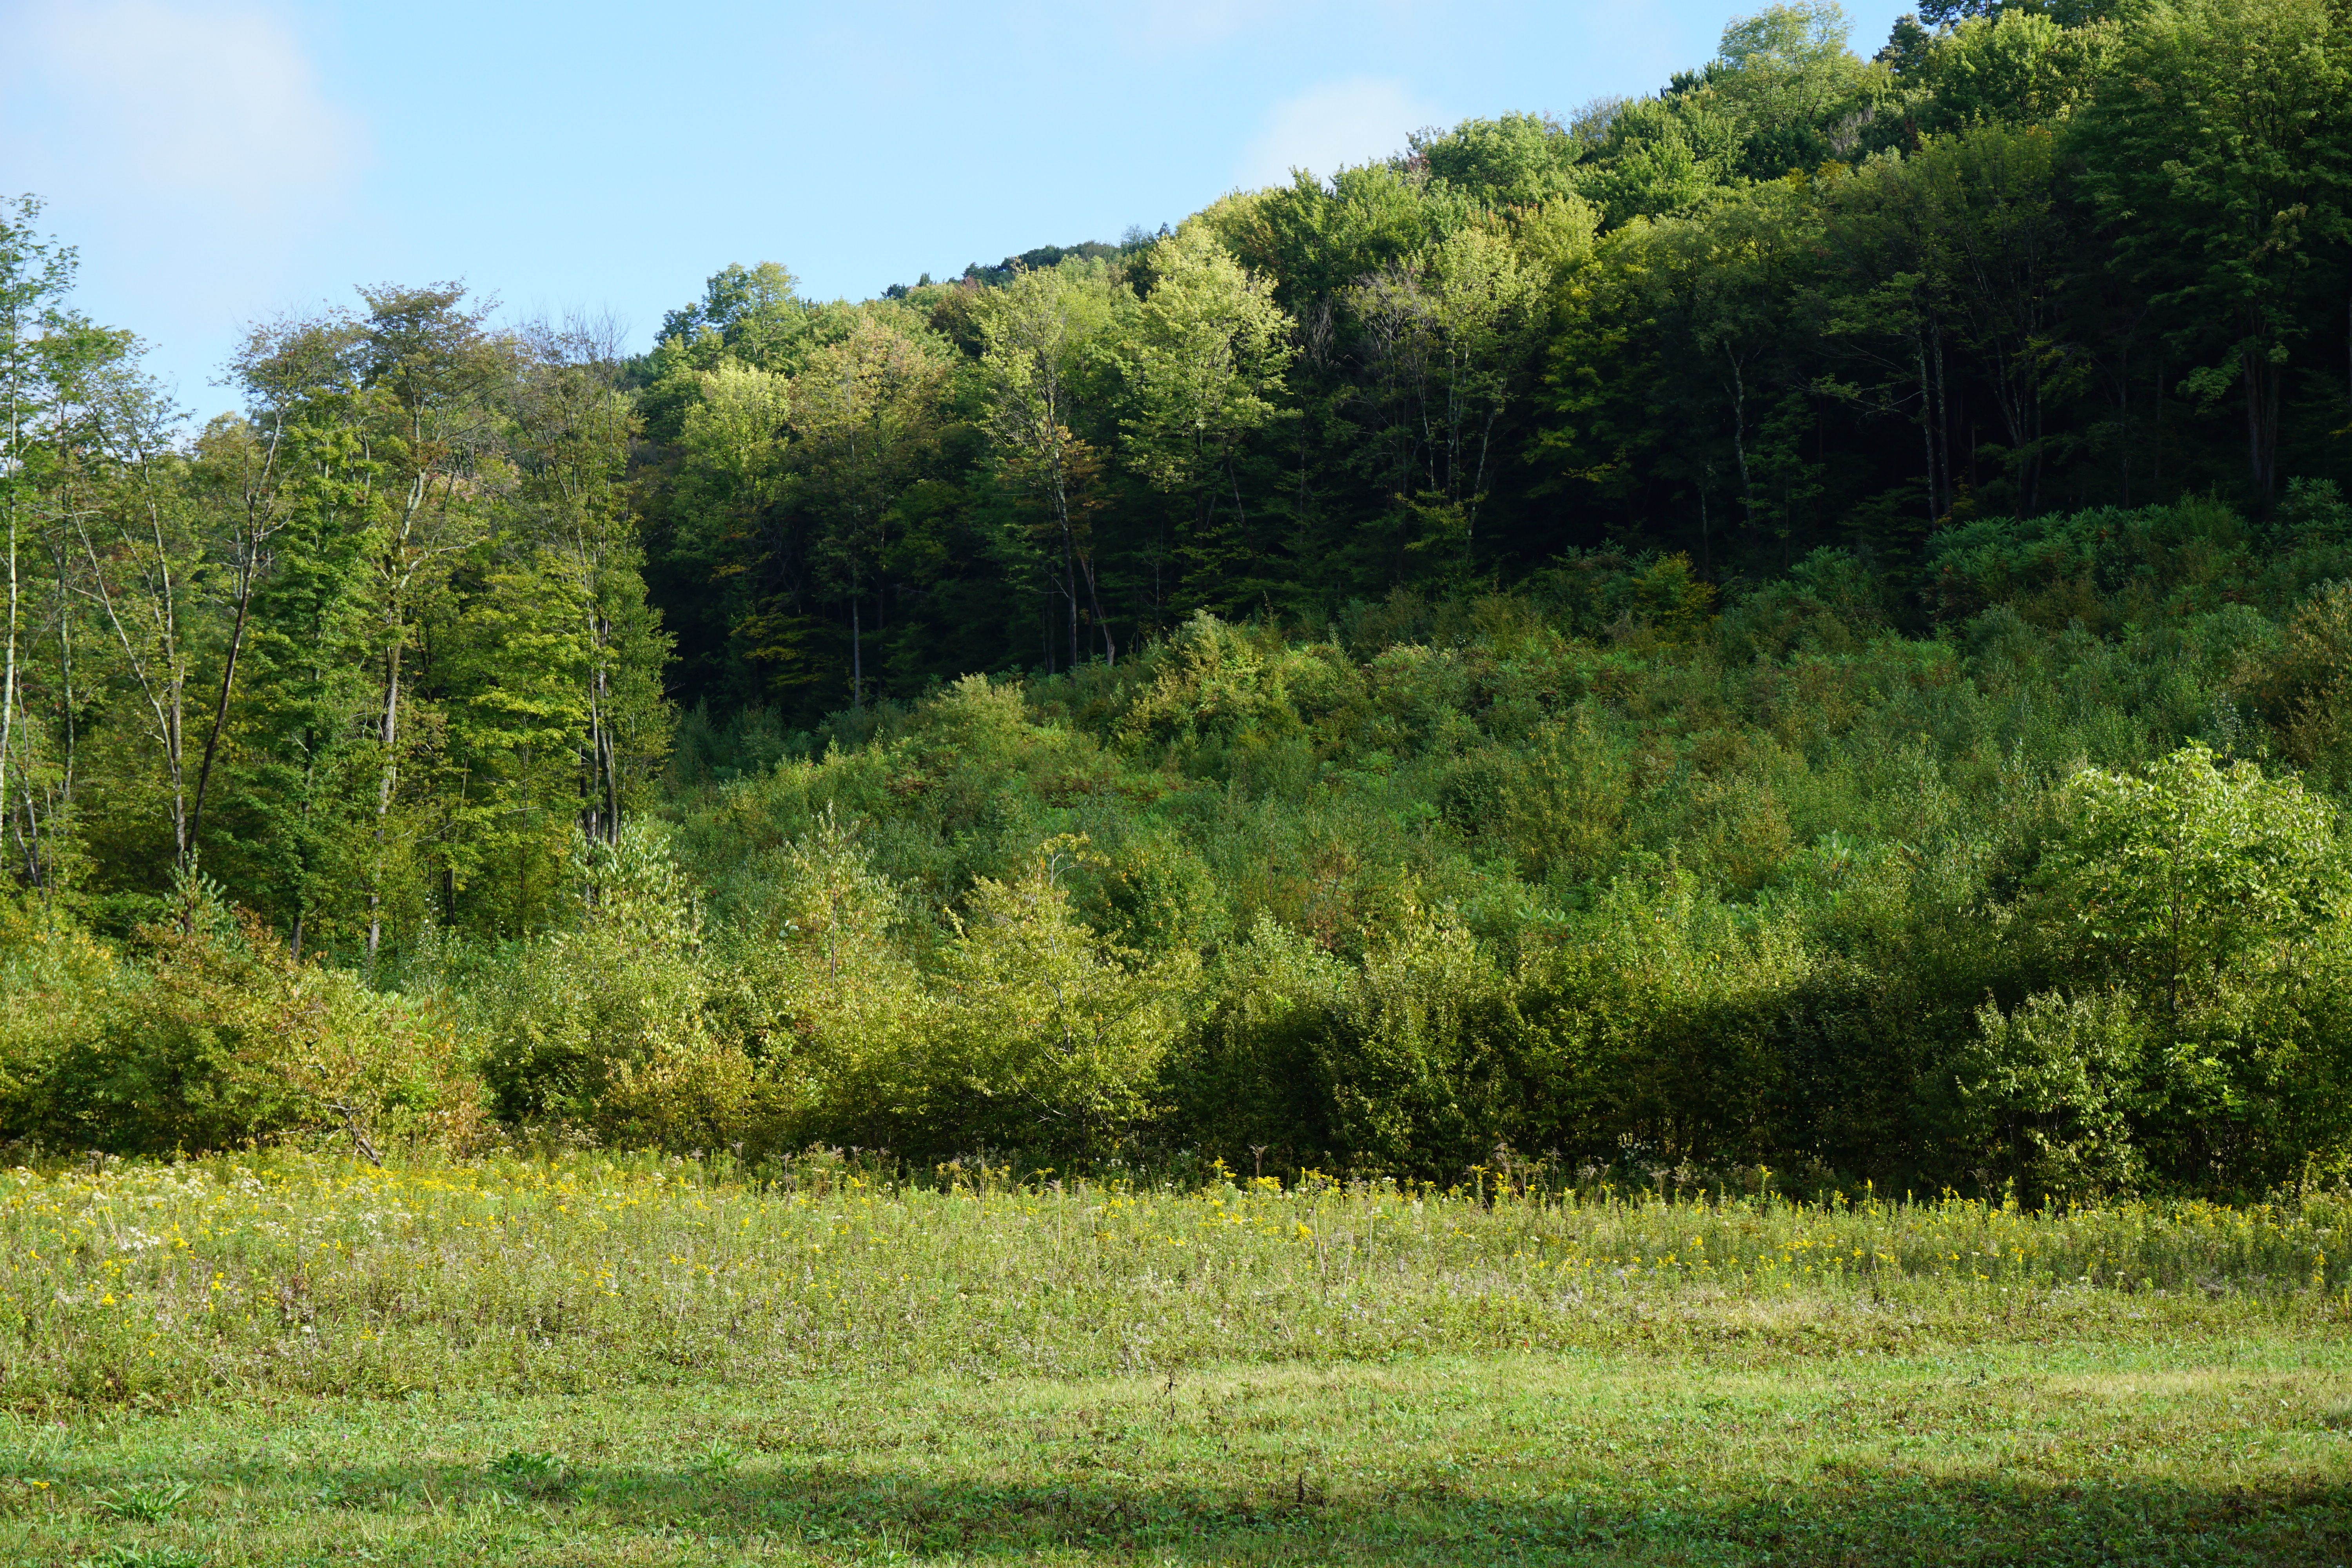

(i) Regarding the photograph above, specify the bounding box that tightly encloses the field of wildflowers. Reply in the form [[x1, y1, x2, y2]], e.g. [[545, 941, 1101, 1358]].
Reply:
[[2, 1153, 2348, 1564], [4, 1150, 2347, 1408]]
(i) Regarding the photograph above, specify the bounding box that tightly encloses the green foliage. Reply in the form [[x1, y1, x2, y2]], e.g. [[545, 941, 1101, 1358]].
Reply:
[[2248, 560, 2352, 791], [1073, 822, 1228, 956], [1169, 916, 1352, 1156], [11, 3, 2352, 1199], [1116, 611, 1306, 754], [592, 0, 2352, 726], [1414, 113, 1588, 211], [1912, 9, 2120, 132], [544, 519, 2350, 1190], [1962, 987, 2149, 1196], [1319, 909, 1525, 1172], [704, 806, 928, 1149], [2073, 0, 2352, 499], [465, 821, 751, 1150], [1, 875, 485, 1157], [1981, 744, 2352, 1187], [929, 839, 1199, 1157], [2026, 743, 2347, 1014]]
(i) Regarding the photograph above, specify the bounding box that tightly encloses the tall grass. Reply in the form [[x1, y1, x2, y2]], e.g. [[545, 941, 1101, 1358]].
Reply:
[[3, 1152, 2346, 1410]]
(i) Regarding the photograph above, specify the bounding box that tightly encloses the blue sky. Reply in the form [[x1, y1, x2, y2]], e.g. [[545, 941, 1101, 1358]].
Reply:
[[3, 0, 1910, 414]]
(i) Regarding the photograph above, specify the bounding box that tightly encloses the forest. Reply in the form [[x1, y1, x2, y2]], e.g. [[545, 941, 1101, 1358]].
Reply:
[[5, 0, 2352, 1198]]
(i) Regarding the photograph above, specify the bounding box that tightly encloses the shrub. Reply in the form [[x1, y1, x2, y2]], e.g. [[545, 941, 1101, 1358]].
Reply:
[[924, 839, 1199, 1158], [474, 822, 768, 1151], [1167, 915, 1352, 1163], [2246, 577, 2352, 791], [1072, 824, 1228, 958], [706, 808, 931, 1149], [1992, 745, 2352, 1189], [1321, 910, 1527, 1174], [0, 907, 131, 1143], [23, 882, 485, 1158], [1960, 989, 2149, 1198], [2024, 742, 2346, 1015], [1118, 612, 1304, 756]]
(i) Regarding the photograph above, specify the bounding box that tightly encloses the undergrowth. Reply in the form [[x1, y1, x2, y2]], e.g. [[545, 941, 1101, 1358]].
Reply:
[[4, 1150, 2346, 1411]]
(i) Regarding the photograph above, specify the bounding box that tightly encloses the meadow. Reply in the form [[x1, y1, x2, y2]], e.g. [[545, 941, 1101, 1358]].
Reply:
[[10, 2, 2352, 1557], [2, 1151, 2348, 1564]]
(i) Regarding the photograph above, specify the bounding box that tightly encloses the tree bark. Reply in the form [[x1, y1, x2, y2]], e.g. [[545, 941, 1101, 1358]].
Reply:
[[0, 490, 16, 835], [185, 564, 252, 857], [188, 418, 287, 857], [365, 637, 401, 970], [2241, 328, 2280, 504], [1725, 345, 1754, 530]]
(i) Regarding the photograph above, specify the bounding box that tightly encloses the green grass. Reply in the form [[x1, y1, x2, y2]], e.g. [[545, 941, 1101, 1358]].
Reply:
[[6, 1347, 2350, 1564], [2, 1153, 2349, 1563]]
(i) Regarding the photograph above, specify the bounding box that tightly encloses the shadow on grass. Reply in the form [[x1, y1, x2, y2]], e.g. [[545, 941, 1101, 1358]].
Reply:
[[33, 1455, 2352, 1565]]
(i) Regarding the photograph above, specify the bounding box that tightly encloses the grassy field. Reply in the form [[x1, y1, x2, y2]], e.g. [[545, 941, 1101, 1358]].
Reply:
[[2, 1153, 2348, 1564]]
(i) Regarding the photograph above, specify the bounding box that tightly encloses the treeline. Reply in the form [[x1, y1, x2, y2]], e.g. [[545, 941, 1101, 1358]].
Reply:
[[0, 235, 669, 950], [517, 489, 2352, 1198], [7, 0, 2350, 946], [635, 0, 2352, 724], [13, 493, 2352, 1195], [5, 0, 2352, 1196]]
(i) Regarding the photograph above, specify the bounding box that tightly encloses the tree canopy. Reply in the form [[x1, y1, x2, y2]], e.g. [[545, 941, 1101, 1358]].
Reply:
[[5, 4, 2352, 1194]]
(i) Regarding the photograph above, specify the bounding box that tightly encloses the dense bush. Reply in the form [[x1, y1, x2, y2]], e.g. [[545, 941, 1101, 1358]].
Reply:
[[1, 879, 485, 1159], [592, 498, 2352, 1192], [9, 498, 2352, 1196]]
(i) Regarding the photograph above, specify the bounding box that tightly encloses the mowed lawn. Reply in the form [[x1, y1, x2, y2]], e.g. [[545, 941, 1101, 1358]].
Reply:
[[11, 1345, 2352, 1566], [2, 1154, 2348, 1564]]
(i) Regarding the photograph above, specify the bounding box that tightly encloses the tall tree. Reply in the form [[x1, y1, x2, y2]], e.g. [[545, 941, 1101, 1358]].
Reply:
[[71, 343, 200, 867], [226, 407, 377, 958], [352, 283, 508, 965], [2076, 0, 2352, 503], [1841, 124, 2076, 518], [1348, 222, 1542, 574], [0, 198, 78, 882], [973, 262, 1120, 670], [188, 313, 365, 861], [512, 312, 669, 843], [786, 313, 950, 707], [1113, 224, 1296, 615]]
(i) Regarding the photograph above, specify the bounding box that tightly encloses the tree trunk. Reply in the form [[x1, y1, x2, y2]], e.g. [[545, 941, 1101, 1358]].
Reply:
[[2242, 330, 2280, 504], [1725, 346, 1754, 529], [1052, 461, 1081, 671], [1932, 323, 1951, 518], [365, 637, 402, 971], [1078, 551, 1116, 665], [0, 495, 16, 830], [1063, 535, 1078, 671], [1917, 339, 1937, 528], [595, 611, 620, 843], [186, 563, 255, 857]]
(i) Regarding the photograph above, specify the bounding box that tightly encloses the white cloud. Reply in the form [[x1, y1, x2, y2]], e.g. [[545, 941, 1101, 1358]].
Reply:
[[0, 0, 372, 400], [1123, 0, 1262, 51], [6, 0, 364, 216], [1234, 76, 1446, 190]]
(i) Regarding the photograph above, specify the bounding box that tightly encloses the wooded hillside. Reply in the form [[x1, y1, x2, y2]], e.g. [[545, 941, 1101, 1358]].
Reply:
[[5, 0, 2352, 1195]]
